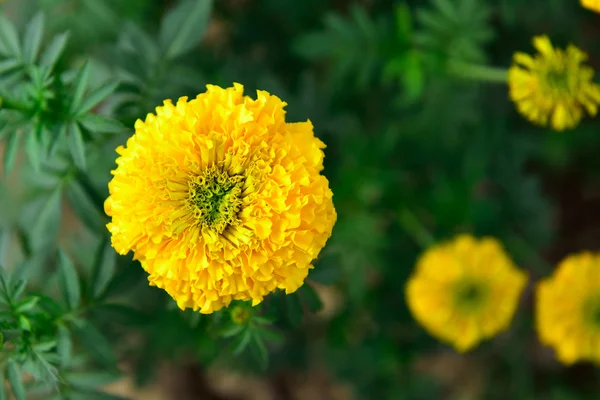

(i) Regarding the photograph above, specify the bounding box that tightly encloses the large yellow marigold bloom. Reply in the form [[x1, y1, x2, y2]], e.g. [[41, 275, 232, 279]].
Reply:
[[406, 235, 528, 352], [508, 35, 600, 131], [536, 252, 600, 365], [582, 0, 600, 13], [104, 84, 336, 314]]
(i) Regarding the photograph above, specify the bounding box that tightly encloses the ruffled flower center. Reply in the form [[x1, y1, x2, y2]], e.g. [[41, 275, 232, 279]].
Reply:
[[453, 279, 487, 313], [186, 165, 245, 234]]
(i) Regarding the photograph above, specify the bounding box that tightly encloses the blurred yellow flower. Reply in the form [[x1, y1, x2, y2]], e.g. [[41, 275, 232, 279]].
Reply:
[[582, 0, 600, 12], [536, 251, 600, 365], [406, 234, 527, 352], [104, 83, 337, 314], [508, 35, 600, 131]]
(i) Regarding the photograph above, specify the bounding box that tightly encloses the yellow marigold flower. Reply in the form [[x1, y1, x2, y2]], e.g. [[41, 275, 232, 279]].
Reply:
[[104, 83, 336, 314], [406, 234, 527, 352], [536, 251, 600, 365], [582, 0, 600, 12], [508, 35, 600, 131]]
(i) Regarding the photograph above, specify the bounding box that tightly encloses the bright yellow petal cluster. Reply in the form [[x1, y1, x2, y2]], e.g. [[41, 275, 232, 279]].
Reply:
[[104, 83, 337, 314], [406, 234, 527, 352], [582, 0, 600, 13], [508, 35, 600, 131], [536, 252, 600, 365]]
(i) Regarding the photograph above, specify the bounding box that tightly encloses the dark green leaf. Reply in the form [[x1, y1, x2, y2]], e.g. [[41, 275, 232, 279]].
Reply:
[[25, 128, 42, 172], [3, 132, 20, 176], [68, 122, 86, 170], [77, 114, 125, 135], [30, 188, 62, 250], [298, 284, 323, 313], [71, 62, 91, 113], [64, 371, 121, 389], [58, 249, 81, 310], [159, 0, 213, 59], [7, 360, 26, 400], [219, 324, 244, 338], [76, 82, 118, 115], [56, 324, 72, 367], [14, 296, 39, 313], [0, 13, 21, 57], [22, 12, 44, 64], [65, 176, 106, 233], [284, 293, 303, 327], [32, 340, 56, 353], [41, 32, 69, 68], [73, 319, 117, 367], [233, 329, 252, 355], [250, 333, 268, 370]]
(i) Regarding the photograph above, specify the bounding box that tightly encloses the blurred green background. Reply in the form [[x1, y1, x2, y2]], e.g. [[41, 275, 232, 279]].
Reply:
[[1, 0, 600, 399]]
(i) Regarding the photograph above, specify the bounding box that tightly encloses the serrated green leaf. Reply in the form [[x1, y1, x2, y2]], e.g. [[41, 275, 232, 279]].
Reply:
[[65, 179, 106, 234], [73, 319, 117, 367], [71, 62, 91, 112], [159, 0, 213, 60], [58, 249, 81, 310], [25, 128, 42, 172], [76, 82, 118, 115], [32, 340, 56, 353], [64, 371, 121, 389], [22, 12, 44, 64], [14, 296, 39, 313], [3, 132, 20, 176], [233, 329, 252, 355], [56, 324, 72, 368], [30, 188, 62, 250], [6, 360, 25, 400], [250, 333, 268, 370], [68, 122, 86, 170], [91, 240, 116, 299], [77, 114, 125, 135], [0, 13, 21, 58], [41, 32, 69, 68], [298, 284, 323, 313]]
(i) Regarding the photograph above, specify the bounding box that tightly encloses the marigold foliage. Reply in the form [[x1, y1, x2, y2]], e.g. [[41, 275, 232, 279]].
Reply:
[[406, 234, 527, 352], [104, 83, 337, 314], [536, 252, 600, 365], [508, 35, 600, 131], [581, 0, 600, 12]]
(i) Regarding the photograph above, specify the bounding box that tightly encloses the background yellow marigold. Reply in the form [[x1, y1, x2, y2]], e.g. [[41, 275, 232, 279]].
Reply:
[[508, 35, 600, 131], [582, 0, 600, 12], [104, 83, 337, 314], [536, 251, 600, 365], [406, 234, 527, 352]]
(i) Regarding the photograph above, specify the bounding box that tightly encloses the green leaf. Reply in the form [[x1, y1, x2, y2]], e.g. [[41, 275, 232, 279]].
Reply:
[[77, 114, 126, 135], [22, 12, 45, 64], [76, 82, 118, 115], [298, 284, 323, 313], [14, 296, 39, 313], [58, 249, 81, 310], [7, 360, 26, 400], [233, 328, 252, 355], [71, 62, 91, 113], [73, 319, 117, 367], [25, 128, 42, 172], [395, 3, 413, 44], [41, 32, 69, 68], [250, 333, 268, 370], [0, 58, 20, 74], [0, 13, 21, 58], [56, 324, 72, 367], [30, 188, 62, 250], [68, 122, 86, 170], [3, 132, 20, 176], [159, 0, 213, 60], [285, 293, 303, 327], [32, 340, 57, 353], [64, 371, 121, 389], [219, 324, 245, 338], [0, 367, 5, 400], [65, 179, 106, 233]]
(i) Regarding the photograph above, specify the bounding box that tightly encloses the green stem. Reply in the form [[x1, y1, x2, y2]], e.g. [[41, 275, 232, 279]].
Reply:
[[398, 208, 435, 249], [448, 60, 509, 84]]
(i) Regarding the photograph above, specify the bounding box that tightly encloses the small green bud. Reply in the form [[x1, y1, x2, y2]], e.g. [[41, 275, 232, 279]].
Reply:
[[230, 305, 251, 325]]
